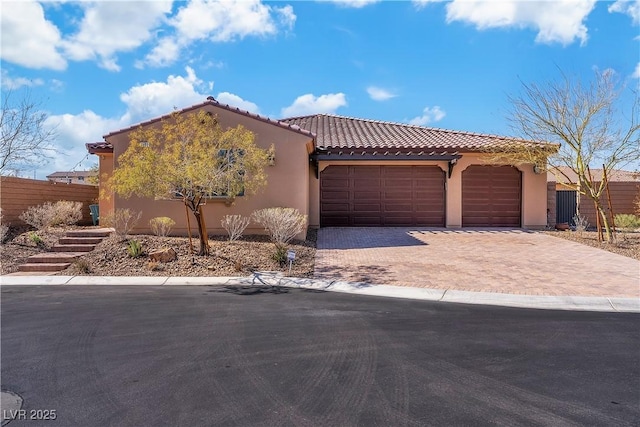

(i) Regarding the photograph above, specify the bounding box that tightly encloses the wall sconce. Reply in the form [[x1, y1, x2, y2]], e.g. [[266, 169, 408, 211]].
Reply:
[[533, 164, 543, 174]]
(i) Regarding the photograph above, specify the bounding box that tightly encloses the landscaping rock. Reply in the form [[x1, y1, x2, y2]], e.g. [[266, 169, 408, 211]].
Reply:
[[149, 248, 178, 263]]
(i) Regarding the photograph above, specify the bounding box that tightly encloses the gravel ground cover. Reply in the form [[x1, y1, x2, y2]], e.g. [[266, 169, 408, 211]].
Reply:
[[0, 226, 316, 277]]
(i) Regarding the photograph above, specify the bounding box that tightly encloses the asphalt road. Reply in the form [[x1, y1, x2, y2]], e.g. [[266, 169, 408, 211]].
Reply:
[[1, 285, 639, 427]]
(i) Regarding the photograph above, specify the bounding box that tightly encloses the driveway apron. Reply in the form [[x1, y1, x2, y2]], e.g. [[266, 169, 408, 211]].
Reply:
[[315, 228, 640, 298]]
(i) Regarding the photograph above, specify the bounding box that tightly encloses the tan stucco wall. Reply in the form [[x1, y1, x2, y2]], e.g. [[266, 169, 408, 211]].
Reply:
[[98, 153, 114, 220], [310, 155, 548, 229], [103, 105, 313, 238]]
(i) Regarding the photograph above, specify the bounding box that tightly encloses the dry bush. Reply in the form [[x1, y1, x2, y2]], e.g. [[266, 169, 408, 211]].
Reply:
[[149, 216, 175, 237], [19, 201, 82, 230], [573, 214, 590, 236], [221, 215, 250, 242], [252, 207, 307, 247], [102, 209, 142, 237]]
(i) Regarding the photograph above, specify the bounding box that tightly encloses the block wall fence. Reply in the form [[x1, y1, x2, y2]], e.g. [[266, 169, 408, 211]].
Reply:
[[0, 176, 98, 226]]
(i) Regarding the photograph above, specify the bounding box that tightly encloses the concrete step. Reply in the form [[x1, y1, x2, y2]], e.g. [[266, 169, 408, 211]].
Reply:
[[18, 263, 71, 272], [52, 244, 95, 252], [59, 237, 103, 245], [27, 252, 85, 263], [66, 228, 113, 238]]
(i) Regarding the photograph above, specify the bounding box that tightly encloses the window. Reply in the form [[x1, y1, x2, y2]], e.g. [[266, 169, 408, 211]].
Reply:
[[78, 176, 84, 181], [208, 149, 245, 198]]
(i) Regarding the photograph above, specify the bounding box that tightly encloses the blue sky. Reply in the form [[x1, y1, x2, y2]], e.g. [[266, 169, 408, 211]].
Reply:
[[1, 0, 639, 178]]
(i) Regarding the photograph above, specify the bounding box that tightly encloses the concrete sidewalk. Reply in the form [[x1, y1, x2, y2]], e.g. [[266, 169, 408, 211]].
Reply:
[[1, 273, 638, 313]]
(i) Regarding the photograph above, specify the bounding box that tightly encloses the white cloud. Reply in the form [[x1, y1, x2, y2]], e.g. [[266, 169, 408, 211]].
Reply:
[[139, 0, 296, 68], [0, 70, 44, 90], [120, 66, 210, 122], [216, 92, 260, 113], [412, 0, 446, 10], [0, 1, 66, 70], [440, 0, 597, 46], [61, 1, 172, 71], [321, 0, 380, 8], [136, 37, 181, 69], [609, 0, 640, 24], [408, 106, 446, 126], [281, 93, 347, 117], [367, 86, 397, 101], [39, 67, 216, 176], [41, 110, 127, 175], [633, 63, 640, 79]]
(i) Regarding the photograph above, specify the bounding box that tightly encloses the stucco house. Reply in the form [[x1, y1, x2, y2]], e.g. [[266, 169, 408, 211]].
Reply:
[[47, 170, 97, 185], [87, 97, 553, 235]]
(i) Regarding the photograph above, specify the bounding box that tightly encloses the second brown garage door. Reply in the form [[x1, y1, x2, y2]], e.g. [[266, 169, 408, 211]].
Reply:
[[462, 165, 522, 227], [320, 165, 445, 227]]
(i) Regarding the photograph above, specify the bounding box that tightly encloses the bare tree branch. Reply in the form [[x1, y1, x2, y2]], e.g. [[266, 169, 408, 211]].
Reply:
[[0, 89, 57, 174]]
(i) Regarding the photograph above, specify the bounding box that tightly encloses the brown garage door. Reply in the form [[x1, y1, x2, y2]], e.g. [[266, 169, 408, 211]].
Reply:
[[320, 165, 445, 227], [462, 165, 521, 227]]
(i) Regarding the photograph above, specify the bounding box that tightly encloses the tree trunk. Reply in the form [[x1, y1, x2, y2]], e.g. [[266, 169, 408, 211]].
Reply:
[[192, 207, 210, 256], [596, 204, 614, 243]]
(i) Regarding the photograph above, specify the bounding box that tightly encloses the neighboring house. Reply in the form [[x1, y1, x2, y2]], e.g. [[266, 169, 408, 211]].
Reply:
[[547, 167, 640, 227], [46, 170, 97, 185], [87, 97, 553, 236]]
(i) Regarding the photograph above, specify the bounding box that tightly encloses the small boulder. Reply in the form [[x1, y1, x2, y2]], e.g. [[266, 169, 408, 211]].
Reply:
[[149, 248, 177, 263]]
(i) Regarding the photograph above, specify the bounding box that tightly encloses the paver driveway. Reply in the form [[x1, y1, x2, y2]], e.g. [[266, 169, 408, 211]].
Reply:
[[315, 228, 640, 298]]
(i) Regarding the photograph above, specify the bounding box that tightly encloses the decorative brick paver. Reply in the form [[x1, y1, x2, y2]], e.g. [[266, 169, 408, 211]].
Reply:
[[315, 228, 640, 298]]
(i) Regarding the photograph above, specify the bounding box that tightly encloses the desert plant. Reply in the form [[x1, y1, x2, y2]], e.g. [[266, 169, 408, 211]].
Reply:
[[271, 245, 288, 267], [127, 239, 144, 258], [251, 208, 307, 247], [19, 201, 83, 230], [73, 258, 91, 274], [103, 209, 142, 237], [572, 214, 590, 236], [149, 216, 175, 237], [28, 231, 44, 247], [50, 201, 83, 226], [614, 214, 640, 230], [221, 214, 250, 242]]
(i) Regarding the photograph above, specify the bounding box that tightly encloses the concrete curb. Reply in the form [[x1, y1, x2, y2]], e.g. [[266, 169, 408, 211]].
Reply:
[[1, 274, 638, 313]]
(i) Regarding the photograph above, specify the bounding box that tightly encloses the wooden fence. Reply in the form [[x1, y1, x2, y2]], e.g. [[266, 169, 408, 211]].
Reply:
[[0, 176, 98, 226], [549, 181, 640, 228]]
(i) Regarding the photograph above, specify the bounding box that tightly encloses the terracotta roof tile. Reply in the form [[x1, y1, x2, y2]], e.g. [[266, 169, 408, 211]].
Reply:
[[103, 97, 315, 139], [281, 114, 552, 152]]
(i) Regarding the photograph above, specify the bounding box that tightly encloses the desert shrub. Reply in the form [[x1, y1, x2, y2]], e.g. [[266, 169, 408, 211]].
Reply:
[[73, 258, 91, 274], [103, 209, 142, 237], [127, 239, 144, 258], [572, 214, 590, 235], [149, 216, 175, 237], [28, 231, 45, 247], [271, 245, 288, 266], [19, 201, 82, 229], [252, 207, 307, 246], [614, 214, 640, 230], [221, 215, 250, 242]]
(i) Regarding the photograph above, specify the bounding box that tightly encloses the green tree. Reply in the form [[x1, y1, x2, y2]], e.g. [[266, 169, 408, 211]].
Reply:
[[487, 70, 639, 241], [109, 110, 269, 255]]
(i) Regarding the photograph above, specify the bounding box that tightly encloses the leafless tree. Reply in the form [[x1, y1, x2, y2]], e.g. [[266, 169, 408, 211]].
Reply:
[[1, 90, 57, 174], [489, 70, 639, 241]]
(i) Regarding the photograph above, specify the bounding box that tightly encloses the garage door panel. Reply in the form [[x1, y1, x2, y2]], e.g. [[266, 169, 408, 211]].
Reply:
[[320, 165, 445, 227], [462, 165, 521, 227]]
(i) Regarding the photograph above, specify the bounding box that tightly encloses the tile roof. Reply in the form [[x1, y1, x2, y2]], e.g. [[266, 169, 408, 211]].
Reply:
[[281, 114, 553, 152], [86, 141, 113, 154], [103, 97, 315, 139], [47, 171, 97, 178]]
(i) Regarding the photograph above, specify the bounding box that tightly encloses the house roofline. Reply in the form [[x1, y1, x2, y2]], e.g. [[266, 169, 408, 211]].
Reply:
[[103, 97, 317, 140]]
